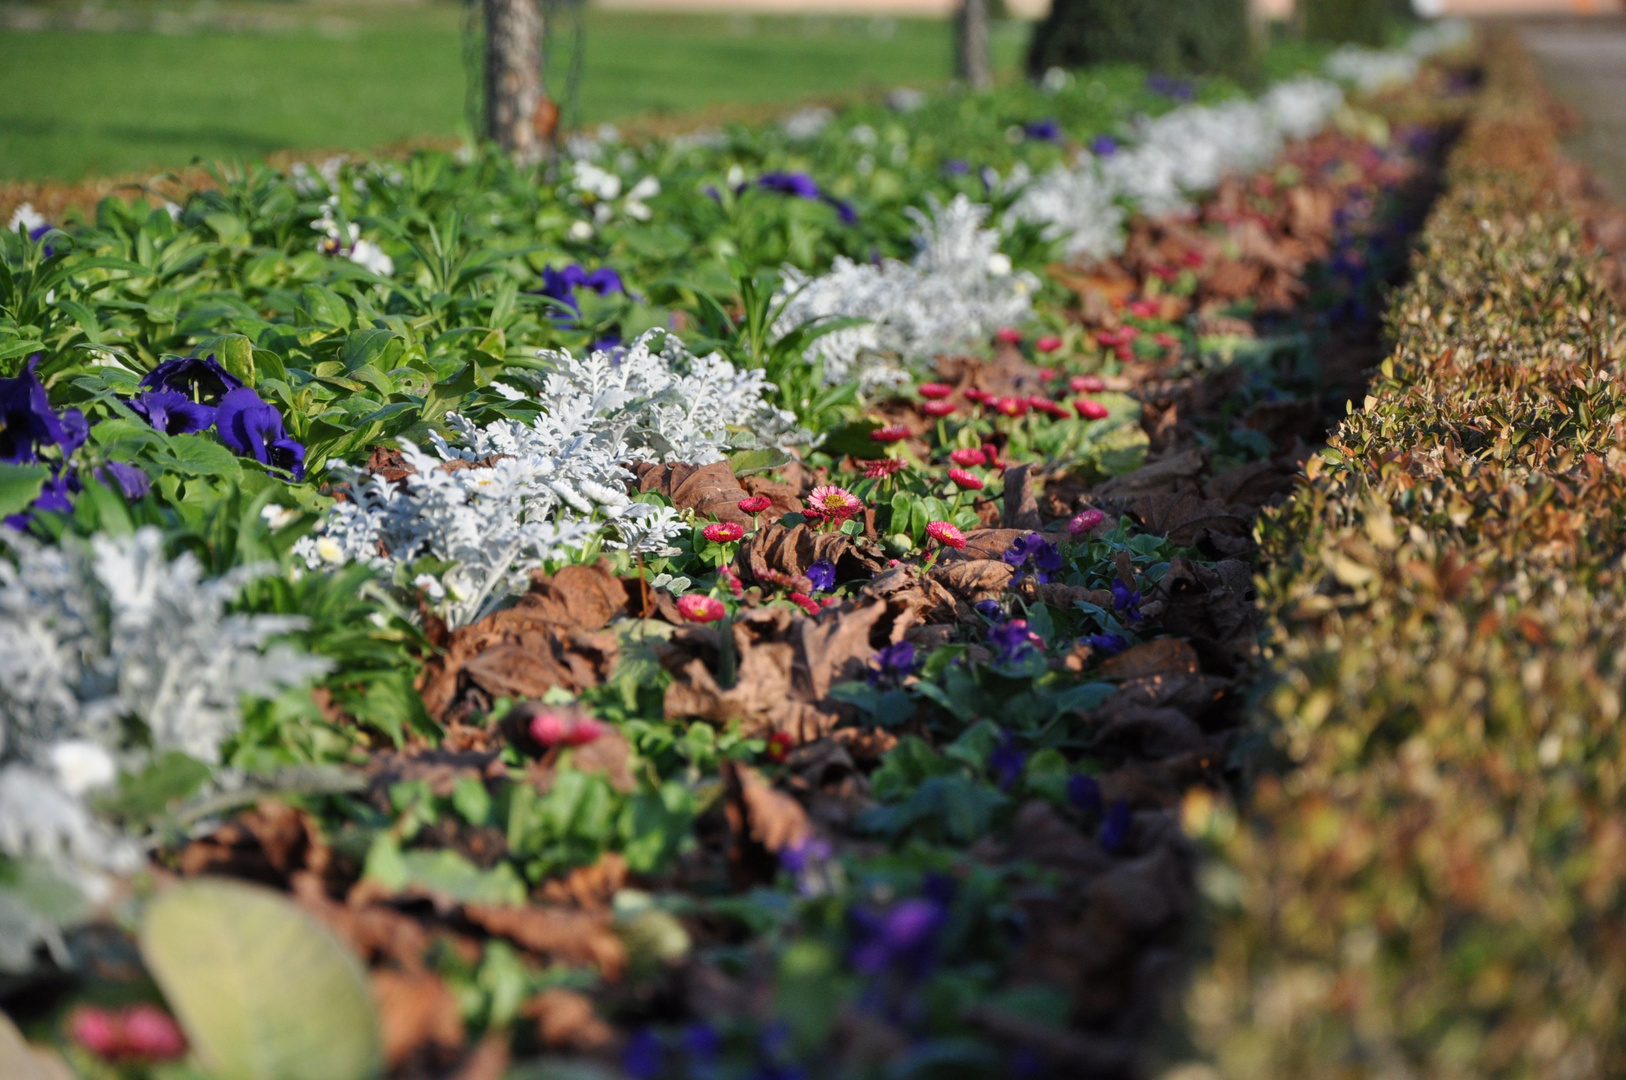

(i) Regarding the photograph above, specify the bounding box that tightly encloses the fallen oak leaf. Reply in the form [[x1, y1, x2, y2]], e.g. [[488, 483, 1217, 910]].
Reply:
[[521, 988, 613, 1051], [462, 904, 626, 979], [371, 969, 465, 1070]]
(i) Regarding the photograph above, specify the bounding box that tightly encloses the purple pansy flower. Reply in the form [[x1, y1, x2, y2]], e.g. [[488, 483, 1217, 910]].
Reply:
[[139, 354, 243, 403], [986, 617, 1041, 665], [755, 171, 822, 200], [1067, 773, 1103, 816], [214, 388, 306, 480], [1083, 632, 1129, 656], [1023, 118, 1062, 142], [96, 461, 151, 501], [1, 357, 86, 464], [1100, 799, 1133, 852], [1003, 532, 1063, 584], [868, 640, 920, 688], [989, 728, 1026, 791], [128, 389, 216, 435], [805, 558, 836, 593], [848, 896, 946, 977], [1111, 579, 1142, 622], [748, 172, 858, 225], [1090, 134, 1120, 157], [622, 1029, 664, 1080], [1147, 73, 1196, 102], [4, 470, 73, 530]]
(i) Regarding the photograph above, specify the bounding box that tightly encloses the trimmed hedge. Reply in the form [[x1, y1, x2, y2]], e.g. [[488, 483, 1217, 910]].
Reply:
[[1178, 29, 1626, 1079], [1027, 0, 1254, 81]]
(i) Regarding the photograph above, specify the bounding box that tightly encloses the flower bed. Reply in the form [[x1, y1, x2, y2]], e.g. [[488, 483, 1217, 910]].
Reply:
[[0, 26, 1479, 1080], [1177, 29, 1626, 1080]]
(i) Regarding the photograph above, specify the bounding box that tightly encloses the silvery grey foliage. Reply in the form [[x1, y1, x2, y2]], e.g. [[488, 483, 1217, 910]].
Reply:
[[1003, 77, 1347, 261], [298, 330, 804, 628], [0, 528, 328, 970], [1004, 162, 1128, 263], [1325, 20, 1474, 95], [774, 194, 1037, 392]]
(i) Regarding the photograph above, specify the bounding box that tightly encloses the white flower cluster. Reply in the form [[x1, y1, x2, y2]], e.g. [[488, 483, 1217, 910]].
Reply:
[[0, 528, 327, 969], [1326, 19, 1474, 95], [7, 202, 47, 234], [568, 160, 660, 237], [298, 330, 805, 628], [780, 106, 835, 141], [311, 196, 394, 276], [1005, 76, 1346, 261], [773, 194, 1037, 391]]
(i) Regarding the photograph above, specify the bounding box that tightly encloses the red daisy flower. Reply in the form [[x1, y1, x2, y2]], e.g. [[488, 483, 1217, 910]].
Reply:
[[918, 382, 954, 400], [948, 468, 984, 491], [703, 521, 745, 543], [870, 424, 910, 443], [1076, 398, 1110, 420], [1069, 374, 1106, 394], [1035, 335, 1063, 354], [949, 447, 987, 468], [738, 495, 773, 514], [922, 400, 957, 418]]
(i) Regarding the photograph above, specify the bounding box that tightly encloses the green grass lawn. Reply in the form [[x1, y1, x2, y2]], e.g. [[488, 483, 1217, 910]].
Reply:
[[0, 2, 1029, 181]]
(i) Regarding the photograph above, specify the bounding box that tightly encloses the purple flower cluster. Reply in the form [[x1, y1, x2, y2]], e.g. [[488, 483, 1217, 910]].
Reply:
[[747, 171, 858, 225], [1, 357, 147, 528], [1022, 118, 1062, 143], [986, 617, 1042, 666], [1111, 579, 1142, 622], [133, 356, 305, 480], [804, 558, 836, 593], [1089, 134, 1120, 157], [868, 640, 920, 688], [1147, 73, 1196, 102], [988, 728, 1026, 791], [849, 892, 948, 978], [1002, 531, 1063, 584], [540, 263, 625, 319]]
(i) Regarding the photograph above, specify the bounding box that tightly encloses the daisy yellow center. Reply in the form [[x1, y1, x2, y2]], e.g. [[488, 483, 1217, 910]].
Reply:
[[821, 493, 849, 509]]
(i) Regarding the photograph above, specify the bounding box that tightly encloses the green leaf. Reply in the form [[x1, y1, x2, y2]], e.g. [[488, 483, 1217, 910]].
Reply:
[[728, 446, 791, 476], [0, 464, 49, 518], [139, 878, 382, 1080]]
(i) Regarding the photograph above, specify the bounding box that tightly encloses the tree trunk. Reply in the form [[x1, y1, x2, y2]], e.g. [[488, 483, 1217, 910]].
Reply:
[[484, 0, 544, 163], [957, 0, 993, 91]]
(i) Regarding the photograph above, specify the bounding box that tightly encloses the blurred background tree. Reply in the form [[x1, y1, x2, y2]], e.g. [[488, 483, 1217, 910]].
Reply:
[[1027, 0, 1255, 80]]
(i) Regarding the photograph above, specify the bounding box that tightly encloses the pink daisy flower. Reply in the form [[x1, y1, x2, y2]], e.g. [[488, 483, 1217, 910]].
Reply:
[[949, 447, 987, 468], [948, 468, 984, 491], [676, 594, 727, 623], [926, 521, 967, 549], [1069, 508, 1106, 535], [918, 382, 954, 400], [861, 459, 906, 479], [995, 327, 1025, 345], [1076, 398, 1110, 420], [1035, 335, 1063, 353], [806, 485, 863, 521], [738, 495, 772, 514], [529, 708, 607, 748], [922, 400, 957, 418], [1069, 374, 1106, 394]]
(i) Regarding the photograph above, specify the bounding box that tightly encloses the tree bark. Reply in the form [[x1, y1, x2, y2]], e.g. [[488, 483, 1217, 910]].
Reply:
[[484, 0, 544, 163], [956, 0, 993, 91]]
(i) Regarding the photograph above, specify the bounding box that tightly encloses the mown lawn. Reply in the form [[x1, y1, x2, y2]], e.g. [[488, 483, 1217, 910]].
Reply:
[[0, 2, 1029, 182]]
